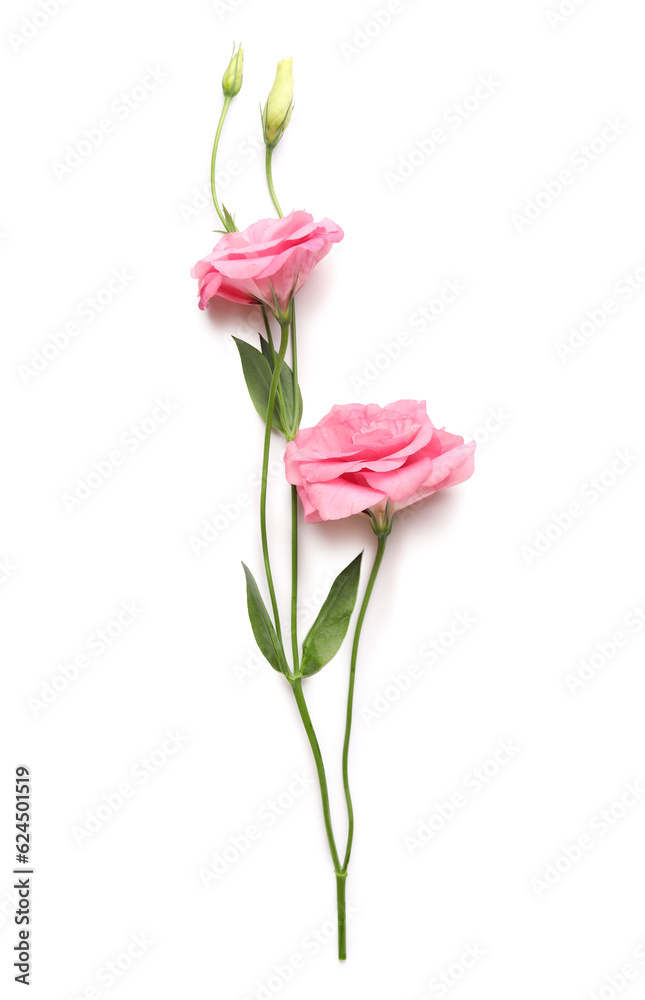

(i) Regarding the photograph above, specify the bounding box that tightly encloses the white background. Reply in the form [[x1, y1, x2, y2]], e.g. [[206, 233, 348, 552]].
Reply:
[[2, 0, 645, 997]]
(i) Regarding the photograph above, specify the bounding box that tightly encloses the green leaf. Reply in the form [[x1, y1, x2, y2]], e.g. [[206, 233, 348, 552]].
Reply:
[[300, 553, 363, 677], [221, 203, 238, 233], [259, 335, 303, 430], [259, 334, 274, 366], [242, 563, 287, 674], [233, 338, 284, 432]]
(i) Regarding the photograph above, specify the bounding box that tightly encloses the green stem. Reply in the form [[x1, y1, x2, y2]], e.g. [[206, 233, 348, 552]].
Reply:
[[288, 306, 300, 672], [290, 678, 341, 872], [291, 485, 299, 672], [260, 323, 290, 636], [261, 306, 288, 433], [336, 873, 347, 961], [210, 96, 232, 229], [289, 308, 299, 438], [341, 532, 388, 872], [265, 146, 283, 217], [262, 306, 276, 357]]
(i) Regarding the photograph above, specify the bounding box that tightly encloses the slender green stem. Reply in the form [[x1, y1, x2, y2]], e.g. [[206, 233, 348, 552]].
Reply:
[[261, 306, 276, 357], [210, 96, 232, 229], [290, 679, 341, 872], [290, 485, 299, 672], [288, 306, 300, 672], [341, 532, 388, 871], [289, 308, 299, 438], [336, 873, 347, 961], [260, 323, 290, 636], [261, 306, 288, 433], [265, 146, 283, 217]]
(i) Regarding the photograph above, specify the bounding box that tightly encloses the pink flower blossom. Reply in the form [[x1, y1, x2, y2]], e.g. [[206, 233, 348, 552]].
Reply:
[[285, 400, 475, 524], [192, 210, 343, 314]]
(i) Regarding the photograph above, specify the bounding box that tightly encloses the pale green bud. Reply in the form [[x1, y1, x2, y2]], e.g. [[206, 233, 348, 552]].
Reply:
[[262, 58, 294, 148], [222, 44, 243, 97]]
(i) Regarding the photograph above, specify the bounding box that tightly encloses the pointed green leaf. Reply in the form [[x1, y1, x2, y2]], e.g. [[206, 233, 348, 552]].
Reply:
[[259, 335, 303, 431], [300, 553, 363, 677], [259, 334, 274, 366], [242, 563, 287, 674], [281, 357, 303, 430], [233, 337, 284, 432]]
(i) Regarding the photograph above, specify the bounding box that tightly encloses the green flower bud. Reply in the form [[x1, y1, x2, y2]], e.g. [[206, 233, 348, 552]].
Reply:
[[222, 44, 243, 97], [262, 58, 294, 148]]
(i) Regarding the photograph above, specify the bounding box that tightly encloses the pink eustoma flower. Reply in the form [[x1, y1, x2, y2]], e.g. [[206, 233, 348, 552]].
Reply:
[[284, 400, 475, 523], [192, 210, 343, 315]]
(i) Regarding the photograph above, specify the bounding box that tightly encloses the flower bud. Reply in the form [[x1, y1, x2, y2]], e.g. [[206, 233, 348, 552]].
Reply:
[[222, 44, 243, 97], [262, 58, 294, 148]]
